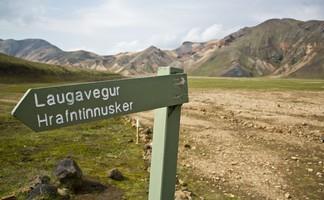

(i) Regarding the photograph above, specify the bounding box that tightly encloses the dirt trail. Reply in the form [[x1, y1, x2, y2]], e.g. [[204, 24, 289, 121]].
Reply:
[[133, 89, 324, 200]]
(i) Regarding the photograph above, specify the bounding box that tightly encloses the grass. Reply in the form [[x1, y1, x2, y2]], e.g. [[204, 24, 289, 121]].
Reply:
[[0, 53, 121, 83], [0, 82, 148, 200], [189, 77, 324, 91]]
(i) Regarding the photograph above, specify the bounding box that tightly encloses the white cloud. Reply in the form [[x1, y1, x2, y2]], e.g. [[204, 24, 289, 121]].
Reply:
[[202, 24, 224, 41], [182, 27, 202, 42], [182, 24, 234, 42]]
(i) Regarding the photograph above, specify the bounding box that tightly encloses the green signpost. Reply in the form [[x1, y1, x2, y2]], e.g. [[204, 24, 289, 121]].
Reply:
[[12, 67, 188, 199]]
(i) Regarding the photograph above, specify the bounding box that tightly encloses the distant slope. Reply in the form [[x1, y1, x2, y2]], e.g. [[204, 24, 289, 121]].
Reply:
[[0, 53, 120, 83], [0, 39, 179, 76], [0, 39, 109, 71], [111, 46, 177, 75], [189, 18, 324, 78], [1, 18, 324, 78]]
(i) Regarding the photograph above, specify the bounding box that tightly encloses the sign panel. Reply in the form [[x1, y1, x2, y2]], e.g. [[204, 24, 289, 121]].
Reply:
[[12, 74, 188, 132]]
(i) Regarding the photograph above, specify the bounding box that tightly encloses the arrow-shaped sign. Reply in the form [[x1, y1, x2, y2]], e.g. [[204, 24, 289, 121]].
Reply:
[[12, 73, 188, 132]]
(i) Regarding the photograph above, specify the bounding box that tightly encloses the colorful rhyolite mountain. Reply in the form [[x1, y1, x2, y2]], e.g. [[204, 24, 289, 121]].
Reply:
[[1, 18, 324, 78]]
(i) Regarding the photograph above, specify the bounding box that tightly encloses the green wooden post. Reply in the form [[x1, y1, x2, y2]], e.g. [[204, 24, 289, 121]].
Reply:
[[149, 67, 185, 200]]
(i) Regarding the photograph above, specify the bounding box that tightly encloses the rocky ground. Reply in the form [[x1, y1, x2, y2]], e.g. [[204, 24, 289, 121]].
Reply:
[[133, 89, 324, 200]]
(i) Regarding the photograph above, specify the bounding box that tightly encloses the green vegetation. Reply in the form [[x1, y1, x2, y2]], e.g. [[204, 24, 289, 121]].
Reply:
[[0, 54, 148, 199], [189, 77, 324, 91], [0, 82, 148, 199], [0, 53, 121, 83]]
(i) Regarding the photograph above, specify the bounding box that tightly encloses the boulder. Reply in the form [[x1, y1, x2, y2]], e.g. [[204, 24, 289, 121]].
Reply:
[[108, 168, 124, 181], [30, 175, 51, 188], [26, 183, 58, 200], [54, 158, 83, 190]]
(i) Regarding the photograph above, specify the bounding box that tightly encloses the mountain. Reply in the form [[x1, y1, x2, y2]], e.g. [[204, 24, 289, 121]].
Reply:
[[1, 18, 324, 78], [0, 39, 177, 76], [0, 39, 109, 71], [188, 18, 324, 78], [0, 53, 120, 83], [104, 46, 177, 75]]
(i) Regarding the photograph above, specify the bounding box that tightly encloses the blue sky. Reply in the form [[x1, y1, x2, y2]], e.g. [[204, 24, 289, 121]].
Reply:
[[1, 0, 324, 55]]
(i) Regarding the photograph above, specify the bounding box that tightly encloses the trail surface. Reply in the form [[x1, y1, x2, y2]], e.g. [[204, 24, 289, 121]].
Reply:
[[134, 89, 324, 199]]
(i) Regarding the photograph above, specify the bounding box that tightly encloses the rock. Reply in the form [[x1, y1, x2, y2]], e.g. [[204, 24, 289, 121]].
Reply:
[[30, 175, 51, 187], [19, 175, 52, 195], [142, 127, 152, 135], [144, 134, 152, 141], [54, 158, 83, 190], [144, 144, 152, 150], [316, 172, 322, 177], [226, 193, 235, 198], [184, 164, 191, 168], [0, 195, 16, 200], [320, 135, 324, 143], [108, 168, 124, 181], [291, 156, 298, 161], [231, 162, 238, 165], [57, 187, 70, 197], [284, 192, 291, 199], [307, 168, 314, 172], [27, 184, 58, 200], [178, 179, 187, 187], [175, 190, 192, 200]]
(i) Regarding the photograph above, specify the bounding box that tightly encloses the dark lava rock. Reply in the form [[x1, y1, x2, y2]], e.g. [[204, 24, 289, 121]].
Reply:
[[54, 158, 83, 190], [108, 168, 124, 181], [30, 175, 51, 187], [26, 183, 58, 200]]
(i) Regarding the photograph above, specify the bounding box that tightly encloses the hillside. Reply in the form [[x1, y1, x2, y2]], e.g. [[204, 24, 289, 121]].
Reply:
[[189, 18, 324, 78], [0, 53, 120, 83], [1, 18, 324, 78], [112, 46, 176, 75]]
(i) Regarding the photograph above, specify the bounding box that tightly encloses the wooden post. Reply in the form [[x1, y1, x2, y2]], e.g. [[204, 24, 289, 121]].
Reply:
[[148, 67, 184, 200], [136, 118, 139, 144]]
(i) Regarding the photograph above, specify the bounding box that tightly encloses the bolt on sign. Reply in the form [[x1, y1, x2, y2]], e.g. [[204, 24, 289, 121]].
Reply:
[[12, 67, 188, 200]]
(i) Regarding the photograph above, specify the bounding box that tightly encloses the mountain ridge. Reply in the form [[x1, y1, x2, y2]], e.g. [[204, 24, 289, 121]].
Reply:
[[0, 53, 120, 83], [1, 18, 324, 78]]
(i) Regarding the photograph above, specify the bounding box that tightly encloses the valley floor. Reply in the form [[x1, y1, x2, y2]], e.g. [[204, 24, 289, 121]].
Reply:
[[135, 88, 324, 200]]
